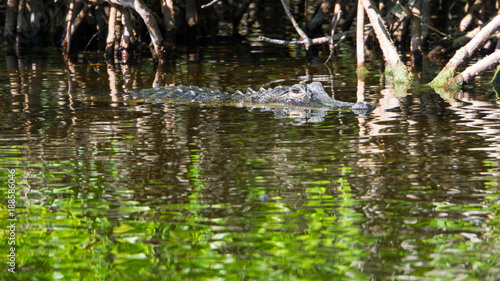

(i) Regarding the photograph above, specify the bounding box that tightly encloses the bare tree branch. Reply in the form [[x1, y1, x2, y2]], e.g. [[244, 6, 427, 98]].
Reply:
[[279, 0, 311, 49], [325, 10, 342, 64], [201, 0, 220, 9]]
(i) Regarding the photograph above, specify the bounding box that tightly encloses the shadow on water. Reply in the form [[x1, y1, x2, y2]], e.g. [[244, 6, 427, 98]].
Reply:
[[0, 43, 499, 280]]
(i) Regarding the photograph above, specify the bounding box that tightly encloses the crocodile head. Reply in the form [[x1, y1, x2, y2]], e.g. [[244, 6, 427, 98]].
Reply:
[[234, 82, 375, 111], [307, 82, 375, 112], [276, 83, 320, 106], [270, 82, 360, 109]]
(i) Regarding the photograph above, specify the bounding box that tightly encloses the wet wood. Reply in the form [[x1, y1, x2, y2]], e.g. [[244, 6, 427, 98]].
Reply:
[[431, 13, 500, 87], [445, 50, 500, 87], [360, 0, 403, 68]]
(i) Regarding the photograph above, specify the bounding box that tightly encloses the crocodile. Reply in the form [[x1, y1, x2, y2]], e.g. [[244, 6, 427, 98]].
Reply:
[[136, 82, 374, 112]]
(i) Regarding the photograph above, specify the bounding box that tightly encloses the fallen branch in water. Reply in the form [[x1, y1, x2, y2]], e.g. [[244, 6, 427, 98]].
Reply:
[[444, 50, 500, 89], [430, 14, 500, 87]]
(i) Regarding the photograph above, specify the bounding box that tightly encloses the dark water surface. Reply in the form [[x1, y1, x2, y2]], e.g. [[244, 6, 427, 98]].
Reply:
[[0, 43, 499, 281]]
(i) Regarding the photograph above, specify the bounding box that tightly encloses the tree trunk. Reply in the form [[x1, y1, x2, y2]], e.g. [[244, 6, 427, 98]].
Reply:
[[62, 0, 90, 53], [232, 0, 252, 34], [185, 0, 198, 46], [94, 5, 108, 50]]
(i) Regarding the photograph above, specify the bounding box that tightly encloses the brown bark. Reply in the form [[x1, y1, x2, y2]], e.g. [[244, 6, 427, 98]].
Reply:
[[62, 0, 90, 53], [186, 0, 198, 27], [185, 0, 198, 46], [94, 5, 107, 50], [63, 0, 77, 52]]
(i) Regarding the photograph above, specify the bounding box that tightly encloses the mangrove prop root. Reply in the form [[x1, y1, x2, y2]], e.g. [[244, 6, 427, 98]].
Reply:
[[430, 14, 500, 87], [444, 50, 500, 89]]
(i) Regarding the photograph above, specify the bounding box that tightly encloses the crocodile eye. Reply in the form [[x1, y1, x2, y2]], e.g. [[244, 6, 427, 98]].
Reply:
[[288, 85, 306, 98], [290, 86, 302, 94]]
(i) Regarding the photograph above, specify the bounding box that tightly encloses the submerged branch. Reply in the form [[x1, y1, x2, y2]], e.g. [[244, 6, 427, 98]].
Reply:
[[444, 50, 500, 89]]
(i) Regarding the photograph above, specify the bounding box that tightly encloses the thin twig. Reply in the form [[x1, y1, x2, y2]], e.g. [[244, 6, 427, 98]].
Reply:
[[84, 26, 107, 52], [201, 0, 220, 9], [423, 22, 448, 38], [325, 10, 342, 64], [258, 37, 307, 45], [279, 0, 311, 49], [259, 29, 355, 46]]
